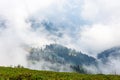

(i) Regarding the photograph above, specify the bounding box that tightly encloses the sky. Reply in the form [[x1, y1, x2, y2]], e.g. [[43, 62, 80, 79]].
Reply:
[[0, 0, 120, 73]]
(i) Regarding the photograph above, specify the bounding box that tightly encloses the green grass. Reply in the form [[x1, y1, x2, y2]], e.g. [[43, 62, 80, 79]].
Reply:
[[0, 66, 120, 80]]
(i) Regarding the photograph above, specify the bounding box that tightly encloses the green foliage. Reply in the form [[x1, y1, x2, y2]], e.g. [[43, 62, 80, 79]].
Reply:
[[0, 66, 120, 80]]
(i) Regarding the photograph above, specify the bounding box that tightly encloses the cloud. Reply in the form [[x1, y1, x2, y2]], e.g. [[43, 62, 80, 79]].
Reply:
[[78, 0, 120, 74], [84, 56, 120, 74], [0, 0, 80, 69], [28, 60, 72, 72], [81, 0, 120, 23], [0, 0, 57, 66], [0, 0, 120, 74], [79, 24, 120, 56], [77, 0, 120, 56]]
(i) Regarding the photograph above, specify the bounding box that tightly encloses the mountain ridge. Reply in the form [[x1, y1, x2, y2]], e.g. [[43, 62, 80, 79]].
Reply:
[[27, 44, 97, 73]]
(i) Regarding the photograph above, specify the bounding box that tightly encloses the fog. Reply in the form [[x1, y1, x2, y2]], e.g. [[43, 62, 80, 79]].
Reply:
[[0, 0, 120, 74]]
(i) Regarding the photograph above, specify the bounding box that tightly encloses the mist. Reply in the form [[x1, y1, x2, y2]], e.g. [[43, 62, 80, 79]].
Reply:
[[0, 0, 120, 74]]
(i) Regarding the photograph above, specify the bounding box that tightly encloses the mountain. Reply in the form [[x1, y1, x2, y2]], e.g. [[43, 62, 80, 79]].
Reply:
[[27, 44, 97, 73], [97, 47, 120, 63]]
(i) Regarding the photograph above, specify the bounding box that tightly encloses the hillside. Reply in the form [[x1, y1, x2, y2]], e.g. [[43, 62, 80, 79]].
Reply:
[[27, 44, 97, 73], [0, 66, 120, 80], [97, 47, 120, 63]]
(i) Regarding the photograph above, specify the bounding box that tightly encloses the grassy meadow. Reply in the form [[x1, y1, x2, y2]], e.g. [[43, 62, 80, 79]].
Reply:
[[0, 66, 120, 80]]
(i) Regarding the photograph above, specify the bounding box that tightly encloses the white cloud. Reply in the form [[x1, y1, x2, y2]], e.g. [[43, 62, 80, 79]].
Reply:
[[79, 0, 120, 56], [0, 0, 57, 66], [79, 24, 120, 56], [81, 0, 120, 23], [79, 0, 120, 74], [0, 0, 120, 74]]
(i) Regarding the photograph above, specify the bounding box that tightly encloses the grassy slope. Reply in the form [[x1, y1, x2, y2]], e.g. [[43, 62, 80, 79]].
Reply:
[[0, 67, 120, 80]]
